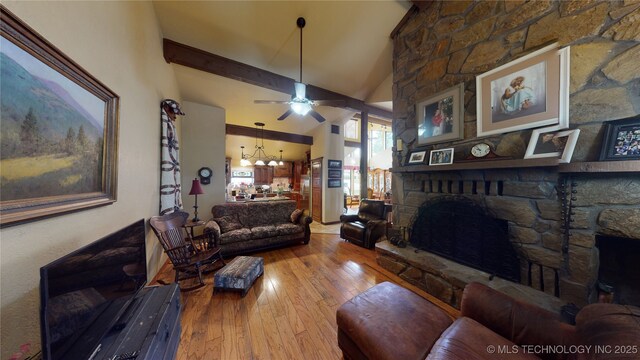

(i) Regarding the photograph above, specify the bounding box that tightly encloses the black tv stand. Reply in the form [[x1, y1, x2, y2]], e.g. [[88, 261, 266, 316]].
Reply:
[[96, 284, 181, 360]]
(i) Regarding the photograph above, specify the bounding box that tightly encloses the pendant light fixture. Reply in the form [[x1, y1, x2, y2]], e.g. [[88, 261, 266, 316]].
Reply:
[[239, 122, 283, 167]]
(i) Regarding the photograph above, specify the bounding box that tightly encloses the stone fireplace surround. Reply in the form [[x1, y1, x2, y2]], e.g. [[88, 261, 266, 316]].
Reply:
[[377, 167, 640, 312]]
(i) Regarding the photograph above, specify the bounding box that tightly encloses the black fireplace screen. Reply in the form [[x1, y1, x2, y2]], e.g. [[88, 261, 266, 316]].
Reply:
[[410, 196, 521, 282]]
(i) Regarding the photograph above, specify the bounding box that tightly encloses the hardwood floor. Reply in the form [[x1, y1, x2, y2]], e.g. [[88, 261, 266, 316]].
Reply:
[[152, 234, 459, 360]]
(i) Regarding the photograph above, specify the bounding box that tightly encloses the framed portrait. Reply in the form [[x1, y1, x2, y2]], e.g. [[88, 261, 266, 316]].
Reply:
[[599, 115, 640, 161], [525, 127, 580, 163], [416, 83, 464, 145], [407, 150, 427, 164], [328, 179, 342, 188], [328, 169, 342, 179], [429, 148, 454, 166], [328, 159, 342, 169], [0, 7, 119, 227], [476, 43, 569, 137]]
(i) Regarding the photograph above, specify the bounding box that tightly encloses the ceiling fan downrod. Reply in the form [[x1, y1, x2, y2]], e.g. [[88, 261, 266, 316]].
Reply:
[[297, 17, 305, 84]]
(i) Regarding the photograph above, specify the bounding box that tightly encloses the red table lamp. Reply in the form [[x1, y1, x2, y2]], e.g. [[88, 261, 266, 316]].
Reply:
[[188, 178, 205, 222]]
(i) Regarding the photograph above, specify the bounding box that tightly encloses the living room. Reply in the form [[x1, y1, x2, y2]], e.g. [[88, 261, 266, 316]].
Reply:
[[1, 1, 639, 360]]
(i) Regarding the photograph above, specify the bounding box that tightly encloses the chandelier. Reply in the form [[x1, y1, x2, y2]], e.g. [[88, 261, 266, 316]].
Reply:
[[239, 122, 284, 167]]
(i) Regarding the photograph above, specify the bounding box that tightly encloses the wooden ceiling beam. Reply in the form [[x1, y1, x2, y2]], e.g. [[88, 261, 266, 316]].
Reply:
[[226, 124, 313, 145], [411, 0, 433, 11], [163, 38, 392, 120]]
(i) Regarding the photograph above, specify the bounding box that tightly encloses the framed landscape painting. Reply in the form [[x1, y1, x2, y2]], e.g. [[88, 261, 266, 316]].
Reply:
[[0, 6, 119, 227], [476, 43, 569, 136]]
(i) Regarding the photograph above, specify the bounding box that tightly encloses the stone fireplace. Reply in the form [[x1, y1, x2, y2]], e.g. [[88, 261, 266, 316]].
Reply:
[[377, 169, 640, 311], [409, 196, 520, 283]]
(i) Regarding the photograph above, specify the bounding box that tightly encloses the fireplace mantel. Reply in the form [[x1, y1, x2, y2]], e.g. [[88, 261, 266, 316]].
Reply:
[[392, 159, 640, 174]]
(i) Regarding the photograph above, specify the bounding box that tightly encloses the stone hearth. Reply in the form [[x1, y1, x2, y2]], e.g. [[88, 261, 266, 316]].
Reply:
[[376, 241, 564, 312]]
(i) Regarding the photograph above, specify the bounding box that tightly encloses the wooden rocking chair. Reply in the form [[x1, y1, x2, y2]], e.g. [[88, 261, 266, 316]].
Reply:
[[150, 211, 225, 291]]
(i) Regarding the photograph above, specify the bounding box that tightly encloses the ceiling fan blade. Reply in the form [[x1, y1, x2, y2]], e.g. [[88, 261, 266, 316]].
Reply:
[[254, 100, 290, 104], [294, 82, 306, 99], [277, 109, 293, 121], [314, 99, 346, 107], [308, 110, 326, 123]]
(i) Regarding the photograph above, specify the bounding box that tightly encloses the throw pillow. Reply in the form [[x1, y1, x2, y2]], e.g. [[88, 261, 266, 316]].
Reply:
[[290, 209, 303, 223], [214, 215, 242, 233]]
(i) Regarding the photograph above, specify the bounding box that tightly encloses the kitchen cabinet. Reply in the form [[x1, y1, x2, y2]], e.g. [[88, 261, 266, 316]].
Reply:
[[253, 166, 273, 185], [274, 161, 293, 177]]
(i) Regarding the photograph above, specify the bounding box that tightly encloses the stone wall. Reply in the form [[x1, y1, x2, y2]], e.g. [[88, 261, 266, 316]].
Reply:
[[392, 0, 639, 162], [387, 0, 640, 307]]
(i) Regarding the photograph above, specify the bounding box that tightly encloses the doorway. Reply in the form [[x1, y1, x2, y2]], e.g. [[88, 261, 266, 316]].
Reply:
[[311, 158, 322, 223]]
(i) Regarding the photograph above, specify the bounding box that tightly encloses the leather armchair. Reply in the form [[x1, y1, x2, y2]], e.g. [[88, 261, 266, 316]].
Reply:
[[340, 199, 388, 249]]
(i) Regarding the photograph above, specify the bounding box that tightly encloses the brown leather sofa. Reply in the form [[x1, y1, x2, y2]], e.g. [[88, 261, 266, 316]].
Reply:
[[337, 282, 640, 360], [340, 200, 389, 249]]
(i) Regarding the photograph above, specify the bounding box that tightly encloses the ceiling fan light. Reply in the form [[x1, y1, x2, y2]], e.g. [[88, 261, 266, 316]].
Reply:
[[268, 160, 278, 166], [291, 102, 311, 116], [255, 159, 265, 166]]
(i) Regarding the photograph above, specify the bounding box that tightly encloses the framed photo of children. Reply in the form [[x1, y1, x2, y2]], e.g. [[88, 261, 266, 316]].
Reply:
[[525, 127, 580, 164], [416, 83, 464, 145], [476, 43, 569, 137], [598, 115, 640, 161], [0, 7, 119, 227], [429, 148, 454, 166]]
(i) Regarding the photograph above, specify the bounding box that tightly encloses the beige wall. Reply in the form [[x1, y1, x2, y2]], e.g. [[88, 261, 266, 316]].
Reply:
[[0, 2, 180, 357], [310, 122, 345, 223], [181, 101, 226, 220]]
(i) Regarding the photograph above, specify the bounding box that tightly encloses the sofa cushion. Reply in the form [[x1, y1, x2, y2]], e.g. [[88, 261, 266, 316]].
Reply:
[[250, 225, 278, 239], [290, 209, 303, 223], [575, 303, 640, 356], [337, 282, 453, 360], [244, 201, 296, 227], [276, 223, 304, 236], [219, 228, 252, 245], [426, 317, 539, 360], [214, 215, 242, 233]]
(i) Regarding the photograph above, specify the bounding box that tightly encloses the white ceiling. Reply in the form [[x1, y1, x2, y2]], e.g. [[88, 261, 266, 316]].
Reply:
[[153, 1, 409, 135]]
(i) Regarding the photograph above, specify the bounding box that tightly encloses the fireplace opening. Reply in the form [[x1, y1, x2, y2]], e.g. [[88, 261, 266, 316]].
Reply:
[[596, 235, 640, 306], [410, 196, 521, 282]]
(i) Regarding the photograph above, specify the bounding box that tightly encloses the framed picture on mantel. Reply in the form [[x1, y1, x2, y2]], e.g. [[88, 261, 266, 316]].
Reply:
[[476, 43, 570, 137], [416, 83, 464, 145], [598, 115, 640, 161]]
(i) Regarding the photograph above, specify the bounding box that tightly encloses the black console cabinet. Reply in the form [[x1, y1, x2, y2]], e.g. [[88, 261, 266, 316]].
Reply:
[[95, 284, 181, 360]]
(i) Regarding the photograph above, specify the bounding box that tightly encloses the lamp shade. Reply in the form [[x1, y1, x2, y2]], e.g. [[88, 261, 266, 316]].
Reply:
[[189, 178, 204, 195]]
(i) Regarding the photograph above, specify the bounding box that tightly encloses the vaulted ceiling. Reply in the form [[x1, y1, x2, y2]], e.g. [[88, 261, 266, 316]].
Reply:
[[153, 1, 411, 136]]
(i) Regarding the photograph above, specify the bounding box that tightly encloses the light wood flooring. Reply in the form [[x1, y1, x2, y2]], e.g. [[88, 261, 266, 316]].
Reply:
[[152, 233, 459, 360]]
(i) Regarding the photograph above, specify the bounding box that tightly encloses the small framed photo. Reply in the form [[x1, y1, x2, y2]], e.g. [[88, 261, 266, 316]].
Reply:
[[328, 169, 342, 179], [429, 148, 454, 165], [525, 127, 580, 163], [416, 83, 464, 145], [328, 159, 342, 169], [476, 43, 570, 137], [328, 179, 342, 188], [407, 150, 427, 164], [598, 115, 640, 161]]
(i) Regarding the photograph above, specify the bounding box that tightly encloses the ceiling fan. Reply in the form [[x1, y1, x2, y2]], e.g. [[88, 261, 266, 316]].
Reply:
[[254, 17, 344, 123]]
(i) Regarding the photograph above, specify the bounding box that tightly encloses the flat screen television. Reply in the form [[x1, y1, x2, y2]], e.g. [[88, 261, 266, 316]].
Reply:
[[40, 219, 147, 360]]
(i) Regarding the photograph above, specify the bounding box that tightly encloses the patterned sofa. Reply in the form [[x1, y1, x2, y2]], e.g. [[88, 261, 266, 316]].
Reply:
[[204, 200, 311, 257]]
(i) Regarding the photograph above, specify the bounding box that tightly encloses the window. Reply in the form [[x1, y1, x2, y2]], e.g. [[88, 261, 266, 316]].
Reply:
[[345, 119, 359, 140]]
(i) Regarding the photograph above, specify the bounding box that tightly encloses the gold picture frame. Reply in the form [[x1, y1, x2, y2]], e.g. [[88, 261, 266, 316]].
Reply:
[[0, 6, 119, 227]]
